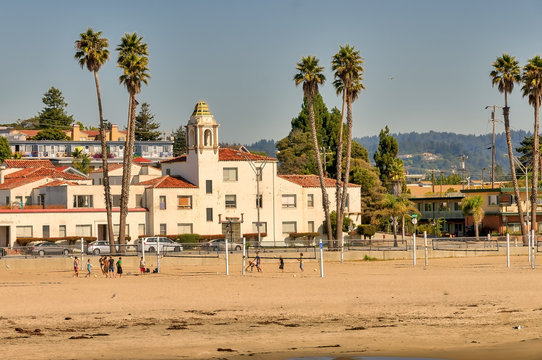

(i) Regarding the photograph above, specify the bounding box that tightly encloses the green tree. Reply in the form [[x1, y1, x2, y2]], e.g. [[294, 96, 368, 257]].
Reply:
[[461, 195, 484, 239], [294, 55, 333, 243], [522, 56, 542, 232], [172, 125, 187, 156], [324, 211, 353, 238], [374, 126, 404, 193], [491, 53, 525, 236], [37, 87, 74, 129], [72, 149, 91, 175], [117, 33, 150, 246], [332, 44, 365, 246], [135, 102, 161, 141], [377, 193, 418, 246], [33, 128, 70, 140], [75, 27, 114, 250], [0, 137, 11, 162], [276, 129, 317, 175]]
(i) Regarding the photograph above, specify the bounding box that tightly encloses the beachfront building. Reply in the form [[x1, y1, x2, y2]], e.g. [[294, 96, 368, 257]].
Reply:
[[0, 101, 361, 248]]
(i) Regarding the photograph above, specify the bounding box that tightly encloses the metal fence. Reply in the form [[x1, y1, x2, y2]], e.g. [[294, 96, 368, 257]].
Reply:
[[346, 237, 409, 251]]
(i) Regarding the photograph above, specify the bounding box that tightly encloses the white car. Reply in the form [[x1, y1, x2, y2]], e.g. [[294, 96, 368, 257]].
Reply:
[[138, 237, 183, 253]]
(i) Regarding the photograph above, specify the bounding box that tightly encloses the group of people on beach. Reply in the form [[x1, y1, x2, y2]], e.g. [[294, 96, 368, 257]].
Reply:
[[245, 251, 304, 273], [72, 255, 124, 278]]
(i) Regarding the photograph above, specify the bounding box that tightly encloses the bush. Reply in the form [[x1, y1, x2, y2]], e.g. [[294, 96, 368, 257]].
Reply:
[[177, 233, 201, 243], [17, 236, 97, 246], [356, 225, 376, 239]]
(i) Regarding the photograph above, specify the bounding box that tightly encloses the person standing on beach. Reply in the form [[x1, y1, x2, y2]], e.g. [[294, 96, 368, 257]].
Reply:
[[73, 256, 79, 277], [140, 257, 146, 275], [279, 256, 284, 272], [99, 256, 104, 275], [298, 253, 304, 272], [85, 259, 92, 278], [255, 251, 262, 272], [108, 256, 115, 277], [103, 256, 109, 277], [116, 257, 123, 278]]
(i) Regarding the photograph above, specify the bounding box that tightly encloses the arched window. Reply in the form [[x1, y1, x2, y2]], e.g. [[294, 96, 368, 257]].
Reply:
[[189, 128, 196, 147], [204, 129, 212, 146]]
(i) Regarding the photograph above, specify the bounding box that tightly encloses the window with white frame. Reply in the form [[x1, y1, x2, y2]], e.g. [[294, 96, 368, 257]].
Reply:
[[225, 195, 237, 208], [206, 208, 213, 222], [488, 195, 498, 206], [308, 221, 315, 233], [73, 195, 93, 208], [113, 224, 129, 237], [159, 196, 166, 210], [75, 225, 92, 237], [177, 223, 193, 234], [282, 221, 297, 235], [177, 195, 192, 209], [252, 222, 267, 233], [16, 226, 33, 238], [138, 224, 146, 236], [159, 224, 167, 235], [282, 194, 296, 208], [223, 167, 238, 181], [59, 225, 66, 237], [42, 225, 50, 238], [307, 194, 314, 208]]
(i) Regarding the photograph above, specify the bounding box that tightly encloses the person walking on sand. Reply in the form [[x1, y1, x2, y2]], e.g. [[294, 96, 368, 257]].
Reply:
[[298, 253, 304, 272], [108, 256, 115, 277], [116, 257, 123, 278], [140, 257, 146, 275], [73, 256, 79, 277], [255, 251, 262, 272], [279, 256, 284, 272], [84, 259, 92, 278]]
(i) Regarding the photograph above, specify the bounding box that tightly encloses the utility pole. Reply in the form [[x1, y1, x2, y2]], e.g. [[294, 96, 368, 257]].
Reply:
[[320, 146, 333, 177], [430, 170, 435, 193], [481, 167, 487, 188], [486, 105, 502, 189]]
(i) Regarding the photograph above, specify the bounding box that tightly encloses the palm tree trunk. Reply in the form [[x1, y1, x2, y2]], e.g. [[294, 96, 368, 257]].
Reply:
[[94, 71, 115, 253], [531, 99, 540, 235], [503, 105, 526, 240], [401, 215, 405, 241], [474, 220, 480, 240], [335, 90, 346, 248], [118, 94, 136, 246], [339, 98, 354, 237], [307, 95, 332, 244]]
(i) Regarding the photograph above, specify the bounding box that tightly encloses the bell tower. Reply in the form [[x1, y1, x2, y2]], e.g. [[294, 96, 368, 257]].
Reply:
[[186, 101, 219, 156]]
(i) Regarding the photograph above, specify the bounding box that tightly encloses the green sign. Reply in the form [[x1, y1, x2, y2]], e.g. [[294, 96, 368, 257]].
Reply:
[[412, 214, 418, 218]]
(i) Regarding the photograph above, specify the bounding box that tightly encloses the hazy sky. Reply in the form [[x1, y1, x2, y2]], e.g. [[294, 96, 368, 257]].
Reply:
[[1, 0, 542, 144]]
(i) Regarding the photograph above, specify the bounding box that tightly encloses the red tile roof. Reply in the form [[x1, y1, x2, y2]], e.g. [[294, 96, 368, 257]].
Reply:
[[90, 164, 124, 173], [16, 130, 40, 137], [3, 159, 55, 168], [55, 166, 69, 171], [136, 175, 197, 188], [161, 155, 187, 164], [279, 174, 360, 188], [0, 177, 45, 190], [134, 156, 152, 163], [219, 148, 276, 162], [5, 167, 88, 181], [37, 180, 79, 188]]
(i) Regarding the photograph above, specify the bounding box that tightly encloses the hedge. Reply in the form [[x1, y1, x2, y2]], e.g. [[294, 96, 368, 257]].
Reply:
[[16, 236, 97, 246], [356, 225, 376, 239]]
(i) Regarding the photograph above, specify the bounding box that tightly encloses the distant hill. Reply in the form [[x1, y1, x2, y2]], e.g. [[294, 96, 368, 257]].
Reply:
[[246, 130, 532, 179]]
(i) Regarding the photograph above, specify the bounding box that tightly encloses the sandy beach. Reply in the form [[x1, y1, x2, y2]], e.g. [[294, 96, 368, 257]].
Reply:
[[2, 255, 542, 360]]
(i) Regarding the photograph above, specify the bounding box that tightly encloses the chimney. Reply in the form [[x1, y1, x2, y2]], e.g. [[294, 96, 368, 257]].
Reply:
[[0, 165, 5, 184], [110, 124, 119, 141], [71, 123, 81, 141]]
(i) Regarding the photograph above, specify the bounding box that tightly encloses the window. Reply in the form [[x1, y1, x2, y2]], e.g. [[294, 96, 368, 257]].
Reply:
[[282, 221, 297, 235], [159, 196, 166, 210], [136, 194, 143, 207], [252, 222, 267, 233], [206, 208, 213, 222], [138, 224, 146, 236], [488, 195, 498, 206], [38, 194, 45, 206], [223, 167, 238, 181], [16, 226, 33, 238], [282, 194, 296, 208], [307, 194, 314, 208], [204, 129, 212, 146], [159, 224, 167, 235], [345, 194, 350, 208], [166, 168, 171, 175], [177, 223, 193, 234], [24, 196, 32, 205], [42, 225, 50, 238], [424, 203, 432, 212], [417, 203, 423, 212], [15, 196, 22, 204], [113, 224, 129, 237], [177, 195, 192, 209], [112, 195, 121, 207], [453, 202, 460, 211], [5, 196, 8, 205], [308, 221, 315, 233], [206, 180, 212, 194], [256, 194, 263, 208], [59, 225, 66, 237], [439, 202, 447, 211], [73, 195, 93, 208], [225, 195, 237, 208], [75, 225, 92, 237]]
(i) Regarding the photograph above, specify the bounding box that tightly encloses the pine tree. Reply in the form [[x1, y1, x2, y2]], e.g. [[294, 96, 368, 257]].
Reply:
[[172, 125, 187, 156], [135, 102, 161, 141], [37, 87, 74, 129]]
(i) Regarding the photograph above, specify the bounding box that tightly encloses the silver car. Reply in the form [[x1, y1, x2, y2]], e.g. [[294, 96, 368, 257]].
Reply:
[[205, 238, 243, 251], [86, 241, 118, 255], [30, 242, 71, 256], [138, 237, 183, 253]]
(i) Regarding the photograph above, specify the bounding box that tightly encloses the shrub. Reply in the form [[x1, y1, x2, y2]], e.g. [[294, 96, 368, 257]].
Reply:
[[363, 254, 377, 261], [356, 225, 376, 239], [177, 233, 201, 243], [16, 236, 97, 246]]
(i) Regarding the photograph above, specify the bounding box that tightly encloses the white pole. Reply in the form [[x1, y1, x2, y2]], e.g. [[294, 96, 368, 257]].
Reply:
[[528, 231, 532, 265], [506, 233, 510, 269], [142, 239, 145, 264], [424, 231, 428, 266], [413, 232, 417, 266], [340, 236, 344, 264], [225, 236, 229, 276], [319, 240, 324, 278], [532, 230, 535, 269], [157, 237, 161, 273], [80, 237, 84, 265], [242, 237, 246, 276]]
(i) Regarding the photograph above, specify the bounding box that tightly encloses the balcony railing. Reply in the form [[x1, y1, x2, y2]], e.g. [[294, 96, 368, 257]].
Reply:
[[420, 210, 464, 219]]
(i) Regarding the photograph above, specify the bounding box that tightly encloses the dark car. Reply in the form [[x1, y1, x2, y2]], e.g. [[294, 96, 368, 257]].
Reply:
[[30, 242, 72, 257]]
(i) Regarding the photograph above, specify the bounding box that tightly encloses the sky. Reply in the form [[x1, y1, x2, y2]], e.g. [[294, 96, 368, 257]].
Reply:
[[1, 0, 542, 144]]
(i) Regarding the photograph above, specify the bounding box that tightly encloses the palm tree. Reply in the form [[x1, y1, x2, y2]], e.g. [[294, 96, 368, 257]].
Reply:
[[74, 28, 115, 251], [490, 54, 525, 238], [116, 33, 150, 246], [461, 195, 484, 239], [331, 45, 365, 247], [378, 194, 417, 246], [522, 56, 542, 234], [294, 56, 332, 243]]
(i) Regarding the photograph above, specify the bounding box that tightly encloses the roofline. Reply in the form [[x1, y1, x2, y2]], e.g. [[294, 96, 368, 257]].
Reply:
[[0, 208, 148, 214]]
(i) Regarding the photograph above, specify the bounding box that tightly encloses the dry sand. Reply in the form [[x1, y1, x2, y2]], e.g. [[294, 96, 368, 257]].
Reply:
[[2, 255, 542, 359]]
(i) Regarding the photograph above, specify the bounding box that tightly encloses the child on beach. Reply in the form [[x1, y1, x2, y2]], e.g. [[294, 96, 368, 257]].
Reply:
[[73, 256, 79, 277], [298, 253, 304, 272], [279, 256, 284, 272], [116, 257, 123, 278], [140, 257, 146, 275], [85, 259, 92, 278]]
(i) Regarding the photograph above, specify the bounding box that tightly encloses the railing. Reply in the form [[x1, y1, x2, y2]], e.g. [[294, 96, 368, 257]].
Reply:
[[419, 210, 464, 219]]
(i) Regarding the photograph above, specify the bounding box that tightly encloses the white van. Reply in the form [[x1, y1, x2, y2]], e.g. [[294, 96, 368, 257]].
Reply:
[[138, 237, 183, 253]]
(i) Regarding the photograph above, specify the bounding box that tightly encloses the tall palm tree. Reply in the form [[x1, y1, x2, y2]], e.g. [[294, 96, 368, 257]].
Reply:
[[74, 28, 115, 251], [461, 195, 484, 239], [294, 56, 332, 242], [522, 56, 542, 234], [117, 33, 150, 246], [490, 54, 525, 238], [332, 45, 365, 246]]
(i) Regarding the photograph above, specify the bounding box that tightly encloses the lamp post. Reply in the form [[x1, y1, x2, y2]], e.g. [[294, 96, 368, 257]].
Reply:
[[240, 152, 268, 246]]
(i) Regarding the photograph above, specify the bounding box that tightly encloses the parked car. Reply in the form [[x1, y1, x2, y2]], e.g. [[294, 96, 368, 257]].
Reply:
[[138, 237, 183, 253], [205, 238, 243, 251], [86, 241, 119, 255], [30, 242, 72, 257]]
